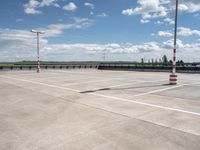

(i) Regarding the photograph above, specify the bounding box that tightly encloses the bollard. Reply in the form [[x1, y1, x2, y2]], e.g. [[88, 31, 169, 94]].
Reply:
[[169, 74, 178, 85]]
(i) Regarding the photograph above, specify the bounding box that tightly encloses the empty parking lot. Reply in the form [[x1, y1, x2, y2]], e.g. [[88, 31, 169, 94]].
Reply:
[[0, 70, 200, 150]]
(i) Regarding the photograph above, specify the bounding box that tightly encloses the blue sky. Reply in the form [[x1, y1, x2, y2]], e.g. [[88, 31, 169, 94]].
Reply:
[[0, 0, 200, 62]]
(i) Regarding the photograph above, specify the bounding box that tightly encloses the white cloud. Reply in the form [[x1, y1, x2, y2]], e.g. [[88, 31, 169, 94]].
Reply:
[[154, 20, 163, 25], [41, 42, 162, 57], [84, 2, 95, 9], [24, 0, 41, 14], [40, 0, 59, 7], [0, 28, 165, 61], [122, 0, 168, 21], [41, 18, 94, 37], [122, 0, 162, 15], [162, 39, 184, 49], [163, 18, 174, 25], [160, 0, 171, 5], [97, 13, 108, 18], [1, 29, 200, 62], [175, 1, 200, 13], [0, 28, 48, 61], [63, 2, 77, 11], [122, 0, 200, 24], [141, 19, 149, 24], [158, 31, 173, 37], [24, 0, 59, 14], [0, 29, 162, 61], [0, 17, 95, 61], [122, 8, 134, 16], [178, 27, 200, 36], [156, 27, 200, 37]]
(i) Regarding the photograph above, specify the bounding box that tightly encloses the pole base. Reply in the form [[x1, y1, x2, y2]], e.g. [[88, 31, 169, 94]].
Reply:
[[169, 74, 178, 85], [37, 68, 41, 73]]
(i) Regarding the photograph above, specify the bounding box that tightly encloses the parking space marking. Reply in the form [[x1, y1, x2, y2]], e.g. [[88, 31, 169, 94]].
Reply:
[[64, 78, 123, 86], [1, 75, 200, 117], [1, 76, 80, 92], [134, 84, 184, 96], [46, 70, 98, 74], [106, 79, 167, 89], [89, 92, 200, 116], [1, 72, 37, 76], [186, 82, 200, 86]]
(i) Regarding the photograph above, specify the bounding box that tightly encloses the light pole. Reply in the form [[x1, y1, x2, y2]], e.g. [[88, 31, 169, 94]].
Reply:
[[31, 30, 45, 73], [169, 0, 178, 85]]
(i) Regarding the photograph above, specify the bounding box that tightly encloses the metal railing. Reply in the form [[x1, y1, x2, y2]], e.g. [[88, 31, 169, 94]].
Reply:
[[0, 62, 200, 73]]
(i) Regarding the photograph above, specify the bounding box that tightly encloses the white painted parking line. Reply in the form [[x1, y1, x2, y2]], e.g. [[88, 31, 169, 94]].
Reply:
[[1, 75, 200, 117], [46, 70, 97, 74], [2, 76, 80, 92], [134, 84, 184, 96], [89, 92, 200, 116], [64, 78, 122, 86], [4, 72, 37, 76], [107, 79, 167, 89], [186, 82, 200, 86]]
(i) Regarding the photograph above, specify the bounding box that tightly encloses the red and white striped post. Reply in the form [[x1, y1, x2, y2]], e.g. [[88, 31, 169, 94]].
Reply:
[[170, 0, 178, 85]]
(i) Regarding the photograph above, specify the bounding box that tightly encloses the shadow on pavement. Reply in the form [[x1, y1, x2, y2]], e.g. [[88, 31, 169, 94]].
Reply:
[[80, 83, 173, 94]]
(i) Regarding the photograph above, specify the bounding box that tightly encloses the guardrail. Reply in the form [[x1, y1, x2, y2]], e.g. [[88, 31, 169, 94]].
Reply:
[[0, 64, 99, 71], [1, 63, 200, 73], [98, 64, 200, 73]]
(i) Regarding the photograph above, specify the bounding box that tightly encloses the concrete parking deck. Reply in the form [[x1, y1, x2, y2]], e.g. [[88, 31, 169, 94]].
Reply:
[[0, 70, 200, 150]]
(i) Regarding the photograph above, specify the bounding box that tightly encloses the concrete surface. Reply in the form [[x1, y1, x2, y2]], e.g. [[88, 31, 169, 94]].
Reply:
[[0, 70, 200, 150]]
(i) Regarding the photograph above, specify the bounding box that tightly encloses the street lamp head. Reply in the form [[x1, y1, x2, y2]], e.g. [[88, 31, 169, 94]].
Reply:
[[30, 29, 45, 34], [30, 29, 37, 33]]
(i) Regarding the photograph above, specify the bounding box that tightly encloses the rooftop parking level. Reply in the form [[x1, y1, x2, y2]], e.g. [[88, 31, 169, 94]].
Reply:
[[0, 70, 200, 150]]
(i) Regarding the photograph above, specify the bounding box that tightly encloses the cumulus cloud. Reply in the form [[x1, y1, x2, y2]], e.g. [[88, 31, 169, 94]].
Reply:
[[156, 27, 200, 37], [1, 28, 200, 62], [38, 42, 163, 60], [162, 39, 184, 49], [158, 31, 173, 37], [0, 27, 169, 61], [0, 17, 95, 61], [24, 0, 41, 14], [175, 0, 200, 13], [0, 28, 48, 61], [0, 28, 163, 61], [141, 19, 150, 24], [84, 2, 95, 9], [164, 18, 174, 25], [40, 0, 59, 7], [24, 0, 59, 14], [178, 27, 200, 36], [122, 0, 168, 23], [63, 2, 77, 11], [154, 20, 164, 25], [122, 0, 200, 24], [122, 0, 164, 15]]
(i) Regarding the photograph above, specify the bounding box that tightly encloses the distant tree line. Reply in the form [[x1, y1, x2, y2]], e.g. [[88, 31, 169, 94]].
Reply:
[[141, 55, 185, 66]]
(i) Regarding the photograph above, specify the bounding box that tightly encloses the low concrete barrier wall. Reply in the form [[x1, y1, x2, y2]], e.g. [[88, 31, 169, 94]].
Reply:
[[0, 65, 99, 71], [97, 65, 200, 73], [1, 64, 200, 73]]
